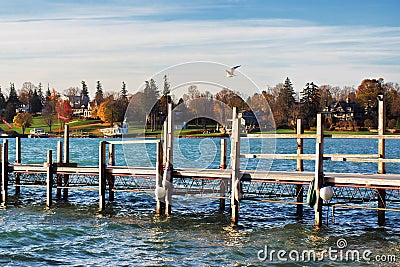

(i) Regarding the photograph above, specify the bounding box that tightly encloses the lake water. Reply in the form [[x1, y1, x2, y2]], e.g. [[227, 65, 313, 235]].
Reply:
[[0, 137, 399, 266]]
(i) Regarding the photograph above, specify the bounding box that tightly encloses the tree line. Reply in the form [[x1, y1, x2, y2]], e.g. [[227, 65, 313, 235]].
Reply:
[[0, 80, 129, 133], [2, 76, 399, 134]]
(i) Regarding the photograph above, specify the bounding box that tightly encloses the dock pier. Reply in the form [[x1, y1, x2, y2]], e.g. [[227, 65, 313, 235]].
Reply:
[[1, 100, 400, 227]]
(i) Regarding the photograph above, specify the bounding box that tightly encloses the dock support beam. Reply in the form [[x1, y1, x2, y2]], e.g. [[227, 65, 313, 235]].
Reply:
[[377, 95, 386, 226], [164, 103, 174, 216], [1, 140, 8, 206], [296, 119, 304, 216], [63, 125, 70, 200], [108, 143, 115, 202], [155, 140, 165, 215], [314, 114, 324, 227], [15, 137, 21, 195], [56, 141, 63, 199], [99, 141, 106, 212], [219, 138, 227, 211], [46, 150, 53, 208], [230, 107, 241, 224]]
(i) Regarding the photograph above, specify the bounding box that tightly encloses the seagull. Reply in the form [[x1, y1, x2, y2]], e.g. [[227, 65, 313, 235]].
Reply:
[[226, 65, 241, 77]]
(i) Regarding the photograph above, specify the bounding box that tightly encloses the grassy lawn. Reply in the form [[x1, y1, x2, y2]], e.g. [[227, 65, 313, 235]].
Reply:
[[2, 116, 110, 136], [3, 117, 397, 137]]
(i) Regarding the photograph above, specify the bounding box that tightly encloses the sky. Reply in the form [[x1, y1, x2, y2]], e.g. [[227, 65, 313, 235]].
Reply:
[[0, 0, 399, 97]]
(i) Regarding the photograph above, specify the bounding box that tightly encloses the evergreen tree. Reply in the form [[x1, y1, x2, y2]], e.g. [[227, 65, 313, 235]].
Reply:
[[81, 81, 89, 97], [30, 89, 43, 114], [38, 82, 44, 104], [8, 82, 19, 104], [162, 74, 170, 97], [4, 83, 19, 121], [95, 80, 104, 104], [142, 79, 159, 131], [300, 82, 320, 127], [274, 77, 297, 127], [46, 84, 51, 101], [0, 86, 6, 112], [121, 81, 128, 99]]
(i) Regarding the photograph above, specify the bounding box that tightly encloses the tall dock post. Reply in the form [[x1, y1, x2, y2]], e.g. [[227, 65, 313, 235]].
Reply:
[[164, 103, 174, 216], [296, 119, 304, 216], [219, 138, 227, 211], [46, 150, 53, 208], [314, 114, 324, 227], [63, 125, 70, 200], [155, 140, 165, 215], [230, 107, 241, 224], [1, 140, 9, 205], [108, 143, 115, 202], [15, 137, 21, 195], [99, 141, 106, 212], [56, 141, 63, 199], [377, 95, 386, 225]]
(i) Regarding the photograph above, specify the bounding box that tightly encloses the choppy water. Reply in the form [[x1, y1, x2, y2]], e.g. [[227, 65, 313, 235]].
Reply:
[[1, 137, 400, 266]]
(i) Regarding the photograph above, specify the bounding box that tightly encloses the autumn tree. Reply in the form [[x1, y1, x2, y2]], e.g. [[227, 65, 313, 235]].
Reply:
[[97, 99, 122, 126], [13, 112, 33, 134], [56, 99, 73, 129], [41, 103, 56, 132]]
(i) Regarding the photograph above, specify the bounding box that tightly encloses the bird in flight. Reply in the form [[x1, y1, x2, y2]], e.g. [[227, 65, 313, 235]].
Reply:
[[226, 65, 241, 77]]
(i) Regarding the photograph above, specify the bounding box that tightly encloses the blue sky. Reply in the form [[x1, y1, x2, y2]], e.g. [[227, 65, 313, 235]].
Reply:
[[0, 0, 399, 97]]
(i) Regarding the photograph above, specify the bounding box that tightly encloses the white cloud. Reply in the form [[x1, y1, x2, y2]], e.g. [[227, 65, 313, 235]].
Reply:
[[0, 13, 399, 96]]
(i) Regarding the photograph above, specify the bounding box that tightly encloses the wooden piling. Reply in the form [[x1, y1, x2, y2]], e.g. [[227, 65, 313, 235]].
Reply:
[[314, 114, 324, 227], [296, 119, 304, 216], [219, 138, 227, 211], [99, 141, 106, 211], [108, 143, 115, 202], [46, 150, 53, 208], [15, 137, 21, 195], [230, 107, 241, 224], [63, 125, 70, 200], [155, 140, 165, 215], [377, 96, 386, 225], [164, 103, 173, 216], [56, 141, 63, 199], [1, 140, 8, 205]]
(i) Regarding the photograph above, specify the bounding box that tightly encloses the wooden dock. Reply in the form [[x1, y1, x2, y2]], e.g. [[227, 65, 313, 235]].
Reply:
[[1, 100, 400, 227]]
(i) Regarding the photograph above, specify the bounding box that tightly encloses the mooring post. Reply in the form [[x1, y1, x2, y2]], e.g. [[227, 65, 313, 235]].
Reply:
[[46, 150, 53, 208], [230, 107, 241, 224], [314, 114, 324, 227], [377, 95, 386, 226], [56, 141, 63, 199], [1, 140, 9, 205], [155, 140, 165, 215], [219, 138, 227, 211], [99, 141, 106, 212], [15, 137, 21, 195], [164, 103, 174, 216], [63, 125, 70, 200], [163, 119, 168, 165], [108, 143, 115, 202], [296, 119, 304, 216]]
